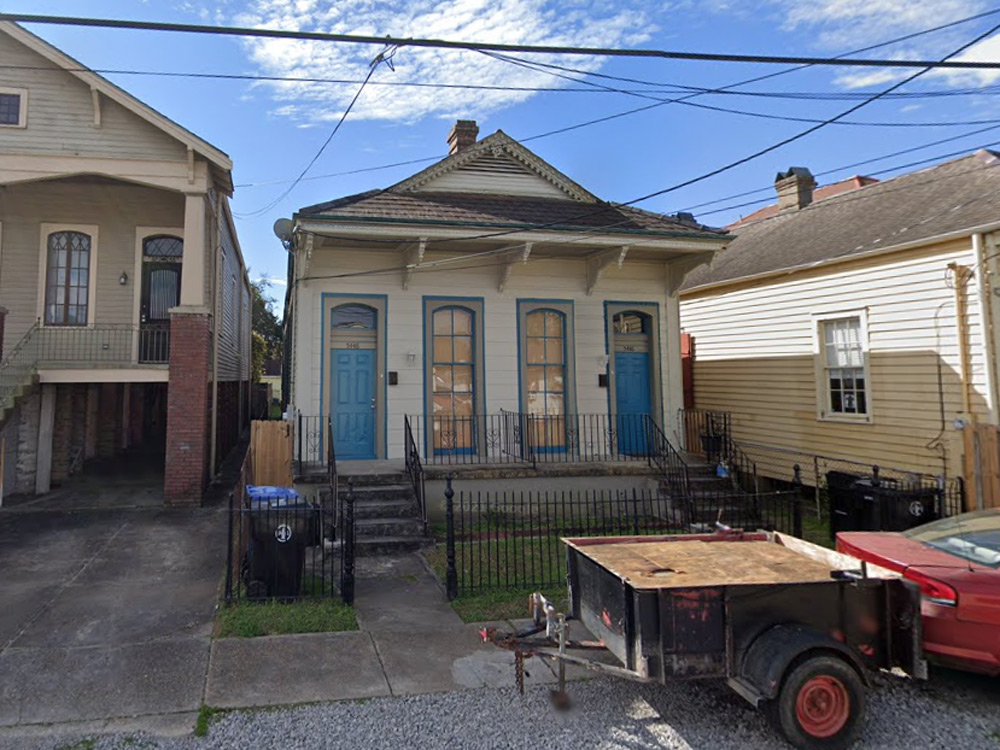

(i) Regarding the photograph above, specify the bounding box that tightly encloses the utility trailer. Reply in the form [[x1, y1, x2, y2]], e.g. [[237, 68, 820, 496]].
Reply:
[[484, 530, 925, 750]]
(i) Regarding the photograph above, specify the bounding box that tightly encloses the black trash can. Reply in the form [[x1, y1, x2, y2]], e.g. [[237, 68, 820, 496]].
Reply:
[[853, 478, 940, 532], [243, 486, 318, 599], [826, 471, 863, 540]]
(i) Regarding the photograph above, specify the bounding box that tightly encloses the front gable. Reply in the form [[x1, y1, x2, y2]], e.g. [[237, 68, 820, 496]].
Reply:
[[393, 132, 598, 203]]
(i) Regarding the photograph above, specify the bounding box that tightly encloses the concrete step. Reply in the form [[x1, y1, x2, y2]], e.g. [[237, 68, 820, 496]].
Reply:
[[340, 472, 409, 488], [355, 517, 425, 538], [338, 484, 414, 502], [355, 536, 433, 557], [353, 498, 420, 520]]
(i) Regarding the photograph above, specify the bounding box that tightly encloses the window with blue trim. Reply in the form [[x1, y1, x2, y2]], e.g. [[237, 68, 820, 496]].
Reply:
[[525, 309, 566, 449], [432, 307, 475, 453]]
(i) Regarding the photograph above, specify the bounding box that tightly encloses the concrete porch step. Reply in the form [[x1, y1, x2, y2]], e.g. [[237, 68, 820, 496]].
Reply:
[[338, 484, 414, 502], [352, 498, 421, 520], [356, 536, 433, 557], [355, 517, 425, 538], [339, 473, 410, 488]]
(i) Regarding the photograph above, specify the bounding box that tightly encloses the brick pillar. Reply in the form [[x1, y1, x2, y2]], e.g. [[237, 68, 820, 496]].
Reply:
[[164, 309, 212, 506], [0, 307, 7, 360]]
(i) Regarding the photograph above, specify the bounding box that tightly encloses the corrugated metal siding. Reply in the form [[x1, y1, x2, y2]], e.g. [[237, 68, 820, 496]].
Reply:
[[0, 34, 187, 162], [679, 238, 988, 477], [414, 153, 572, 199], [0, 179, 183, 344]]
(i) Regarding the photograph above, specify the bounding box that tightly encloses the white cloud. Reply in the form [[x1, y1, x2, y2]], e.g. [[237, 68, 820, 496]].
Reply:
[[218, 0, 656, 124]]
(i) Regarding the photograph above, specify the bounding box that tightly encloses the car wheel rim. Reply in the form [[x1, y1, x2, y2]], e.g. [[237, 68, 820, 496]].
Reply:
[[795, 675, 850, 738]]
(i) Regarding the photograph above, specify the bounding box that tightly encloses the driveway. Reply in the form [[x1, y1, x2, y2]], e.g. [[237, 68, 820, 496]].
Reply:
[[0, 487, 225, 731]]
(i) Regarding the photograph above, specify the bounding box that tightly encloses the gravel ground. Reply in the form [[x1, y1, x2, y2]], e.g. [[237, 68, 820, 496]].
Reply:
[[18, 666, 1000, 750]]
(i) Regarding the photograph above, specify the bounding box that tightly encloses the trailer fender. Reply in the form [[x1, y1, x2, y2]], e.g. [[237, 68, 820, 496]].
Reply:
[[740, 624, 870, 701]]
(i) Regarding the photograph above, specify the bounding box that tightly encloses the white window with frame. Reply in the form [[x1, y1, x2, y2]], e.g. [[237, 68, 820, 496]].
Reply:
[[816, 313, 871, 421], [37, 225, 99, 328], [0, 88, 27, 128]]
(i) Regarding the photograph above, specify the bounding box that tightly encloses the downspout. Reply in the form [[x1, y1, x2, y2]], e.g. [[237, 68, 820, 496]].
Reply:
[[974, 232, 1000, 424], [949, 262, 975, 419]]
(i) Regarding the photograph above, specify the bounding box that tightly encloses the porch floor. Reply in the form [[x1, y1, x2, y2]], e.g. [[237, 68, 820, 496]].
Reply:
[[302, 458, 663, 483]]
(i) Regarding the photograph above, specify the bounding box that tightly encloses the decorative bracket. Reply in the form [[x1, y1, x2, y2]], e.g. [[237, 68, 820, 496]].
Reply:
[[498, 242, 532, 294], [586, 246, 629, 295], [665, 252, 714, 295], [90, 86, 102, 128], [402, 237, 427, 290], [300, 231, 315, 278]]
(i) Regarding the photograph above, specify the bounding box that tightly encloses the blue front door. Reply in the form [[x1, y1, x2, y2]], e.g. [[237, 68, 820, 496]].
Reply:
[[332, 349, 376, 459], [615, 352, 651, 455]]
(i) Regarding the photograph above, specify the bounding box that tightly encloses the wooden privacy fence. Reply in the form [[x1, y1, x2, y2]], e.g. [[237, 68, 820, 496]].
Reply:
[[250, 419, 293, 486], [963, 423, 1000, 511]]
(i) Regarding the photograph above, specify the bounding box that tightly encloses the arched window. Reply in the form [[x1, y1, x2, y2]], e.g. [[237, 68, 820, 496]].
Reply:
[[332, 304, 376, 329], [525, 309, 566, 449], [143, 235, 183, 259], [44, 231, 91, 326], [432, 307, 475, 453]]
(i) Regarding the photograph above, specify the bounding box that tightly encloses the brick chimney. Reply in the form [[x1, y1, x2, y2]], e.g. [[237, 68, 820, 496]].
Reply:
[[775, 167, 816, 211], [447, 120, 479, 155]]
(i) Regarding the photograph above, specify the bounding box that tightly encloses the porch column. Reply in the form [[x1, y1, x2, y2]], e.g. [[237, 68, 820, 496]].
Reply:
[[664, 265, 685, 443], [84, 384, 99, 459], [35, 383, 56, 494], [164, 308, 212, 506], [180, 192, 207, 308]]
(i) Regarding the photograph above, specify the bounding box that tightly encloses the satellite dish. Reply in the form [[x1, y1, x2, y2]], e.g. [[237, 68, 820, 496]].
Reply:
[[273, 218, 294, 243]]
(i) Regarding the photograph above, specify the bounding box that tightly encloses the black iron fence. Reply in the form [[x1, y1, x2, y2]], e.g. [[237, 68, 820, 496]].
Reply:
[[441, 477, 803, 597], [225, 448, 355, 604], [408, 411, 673, 467], [295, 414, 329, 476], [34, 324, 170, 364]]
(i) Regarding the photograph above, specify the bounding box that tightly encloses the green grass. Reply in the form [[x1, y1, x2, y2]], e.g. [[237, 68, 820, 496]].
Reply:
[[216, 599, 358, 637], [801, 510, 834, 549], [448, 586, 569, 623], [194, 705, 222, 738]]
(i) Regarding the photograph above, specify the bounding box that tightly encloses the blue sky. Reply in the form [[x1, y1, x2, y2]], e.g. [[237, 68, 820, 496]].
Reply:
[[8, 1, 1000, 309]]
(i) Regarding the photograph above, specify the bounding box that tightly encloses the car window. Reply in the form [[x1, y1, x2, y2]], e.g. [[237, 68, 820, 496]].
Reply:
[[904, 510, 1000, 567]]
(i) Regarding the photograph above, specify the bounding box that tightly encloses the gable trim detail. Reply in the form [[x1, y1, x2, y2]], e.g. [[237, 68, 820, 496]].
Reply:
[[391, 132, 597, 203]]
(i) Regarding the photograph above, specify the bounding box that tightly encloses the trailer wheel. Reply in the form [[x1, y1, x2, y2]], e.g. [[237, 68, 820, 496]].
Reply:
[[770, 655, 865, 750]]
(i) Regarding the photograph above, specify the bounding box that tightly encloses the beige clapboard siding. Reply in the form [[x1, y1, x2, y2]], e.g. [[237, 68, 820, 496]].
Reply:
[[216, 212, 244, 381], [296, 246, 679, 458], [0, 179, 184, 344], [0, 34, 187, 162], [680, 238, 985, 477], [415, 152, 573, 199]]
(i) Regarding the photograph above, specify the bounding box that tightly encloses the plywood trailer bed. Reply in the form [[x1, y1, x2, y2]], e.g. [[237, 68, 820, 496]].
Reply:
[[484, 530, 925, 750]]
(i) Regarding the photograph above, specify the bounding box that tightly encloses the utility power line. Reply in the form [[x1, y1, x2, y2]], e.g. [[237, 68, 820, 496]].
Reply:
[[7, 12, 1000, 70]]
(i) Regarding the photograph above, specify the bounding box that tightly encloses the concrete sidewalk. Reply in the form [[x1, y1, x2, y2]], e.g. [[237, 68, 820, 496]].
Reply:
[[204, 553, 567, 709]]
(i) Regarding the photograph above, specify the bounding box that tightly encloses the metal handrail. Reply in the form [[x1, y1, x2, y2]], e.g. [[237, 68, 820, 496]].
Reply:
[[646, 416, 692, 500], [404, 414, 428, 530], [0, 321, 41, 413]]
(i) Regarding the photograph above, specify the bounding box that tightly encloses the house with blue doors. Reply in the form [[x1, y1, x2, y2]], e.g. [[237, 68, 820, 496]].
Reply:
[[282, 120, 731, 467]]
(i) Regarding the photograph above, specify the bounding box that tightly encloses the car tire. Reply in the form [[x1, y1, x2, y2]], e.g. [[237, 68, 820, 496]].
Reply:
[[769, 654, 866, 750]]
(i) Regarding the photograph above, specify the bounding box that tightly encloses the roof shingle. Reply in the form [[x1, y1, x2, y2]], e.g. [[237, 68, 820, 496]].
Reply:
[[682, 150, 1000, 292]]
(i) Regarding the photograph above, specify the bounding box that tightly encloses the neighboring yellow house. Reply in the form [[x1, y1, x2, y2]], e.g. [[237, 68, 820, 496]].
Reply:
[[680, 152, 1000, 494]]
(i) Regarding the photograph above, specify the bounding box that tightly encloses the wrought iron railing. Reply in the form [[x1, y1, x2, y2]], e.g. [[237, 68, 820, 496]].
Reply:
[[406, 412, 665, 467], [295, 414, 329, 475], [678, 409, 758, 494], [0, 322, 41, 415], [647, 417, 692, 500], [441, 476, 804, 597], [404, 415, 428, 530]]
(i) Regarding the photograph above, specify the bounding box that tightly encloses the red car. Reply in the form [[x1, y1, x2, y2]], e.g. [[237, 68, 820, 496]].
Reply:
[[837, 509, 1000, 676]]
